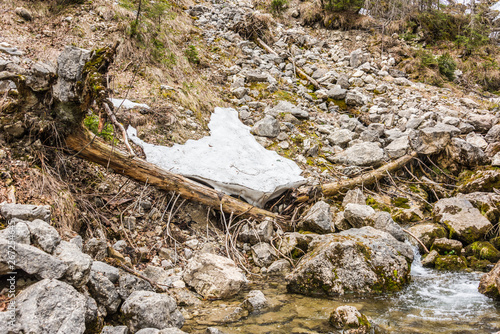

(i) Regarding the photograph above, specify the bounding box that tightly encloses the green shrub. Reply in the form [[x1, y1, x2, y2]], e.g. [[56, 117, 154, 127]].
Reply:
[[323, 0, 363, 12], [437, 53, 456, 81], [271, 0, 288, 13], [185, 45, 200, 65], [419, 50, 438, 68]]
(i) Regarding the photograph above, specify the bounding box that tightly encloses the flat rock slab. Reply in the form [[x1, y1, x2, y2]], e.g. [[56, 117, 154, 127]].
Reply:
[[128, 107, 306, 207]]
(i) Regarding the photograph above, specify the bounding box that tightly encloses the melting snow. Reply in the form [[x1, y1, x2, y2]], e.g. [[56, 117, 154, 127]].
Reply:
[[127, 107, 306, 207], [110, 98, 150, 110]]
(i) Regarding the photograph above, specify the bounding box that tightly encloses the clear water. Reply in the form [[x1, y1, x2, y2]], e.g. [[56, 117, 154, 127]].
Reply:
[[185, 249, 500, 333]]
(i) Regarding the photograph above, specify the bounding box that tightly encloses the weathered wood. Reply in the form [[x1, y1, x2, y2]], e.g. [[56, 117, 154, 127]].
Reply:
[[65, 127, 282, 222], [321, 152, 418, 196]]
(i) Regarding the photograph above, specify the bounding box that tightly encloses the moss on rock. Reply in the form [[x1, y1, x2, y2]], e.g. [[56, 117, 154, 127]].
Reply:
[[434, 255, 467, 271]]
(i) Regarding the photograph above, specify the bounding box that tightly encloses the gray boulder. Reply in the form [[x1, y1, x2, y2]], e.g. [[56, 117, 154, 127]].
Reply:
[[342, 188, 366, 207], [183, 253, 247, 299], [121, 291, 184, 332], [286, 227, 413, 296], [385, 136, 410, 159], [101, 326, 129, 334], [409, 123, 460, 154], [118, 273, 154, 300], [0, 239, 67, 279], [26, 219, 61, 253], [301, 201, 333, 234], [53, 45, 91, 104], [251, 242, 277, 267], [327, 85, 347, 100], [468, 113, 496, 133], [371, 211, 406, 242], [8, 279, 93, 334], [448, 138, 489, 167], [330, 142, 385, 167], [91, 260, 120, 283], [407, 223, 447, 252], [327, 129, 354, 148], [238, 219, 274, 244], [431, 238, 463, 255], [458, 192, 500, 223], [87, 270, 121, 315], [434, 197, 493, 244], [0, 219, 30, 244], [242, 290, 268, 313], [479, 260, 500, 300], [54, 240, 93, 288], [350, 49, 369, 68], [345, 91, 368, 106], [251, 115, 280, 138], [265, 259, 291, 276], [135, 329, 188, 334], [245, 71, 268, 83], [485, 124, 500, 143], [84, 238, 108, 261], [0, 203, 51, 222], [26, 61, 56, 92], [270, 100, 309, 119], [344, 204, 404, 241], [344, 204, 375, 228]]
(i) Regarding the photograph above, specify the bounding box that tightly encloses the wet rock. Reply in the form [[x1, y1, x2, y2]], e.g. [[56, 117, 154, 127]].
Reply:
[[101, 326, 129, 334], [409, 123, 459, 155], [421, 250, 439, 268], [342, 188, 366, 207], [242, 290, 268, 313], [330, 142, 385, 167], [26, 219, 61, 253], [0, 203, 51, 222], [265, 259, 291, 275], [434, 197, 492, 245], [84, 238, 108, 261], [251, 242, 277, 267], [448, 138, 489, 167], [118, 273, 154, 300], [0, 219, 30, 244], [0, 238, 67, 279], [7, 279, 93, 334], [479, 260, 500, 300], [407, 223, 447, 252], [300, 200, 333, 234], [54, 240, 93, 288], [431, 238, 463, 255], [329, 305, 371, 333], [464, 241, 500, 262], [121, 291, 184, 332], [434, 255, 467, 271], [286, 227, 413, 296], [87, 270, 121, 315], [183, 253, 247, 299]]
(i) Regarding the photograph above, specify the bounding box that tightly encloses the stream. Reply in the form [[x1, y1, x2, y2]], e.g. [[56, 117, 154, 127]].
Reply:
[[186, 248, 500, 333]]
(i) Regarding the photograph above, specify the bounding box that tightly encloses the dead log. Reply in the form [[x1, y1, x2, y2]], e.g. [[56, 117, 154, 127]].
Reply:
[[256, 37, 322, 90], [65, 127, 282, 223]]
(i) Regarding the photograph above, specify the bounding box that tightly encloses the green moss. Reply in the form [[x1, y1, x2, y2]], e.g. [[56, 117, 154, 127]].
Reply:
[[465, 241, 500, 262], [327, 98, 347, 110], [434, 255, 467, 271], [467, 256, 492, 272], [391, 197, 411, 209], [366, 196, 392, 213]]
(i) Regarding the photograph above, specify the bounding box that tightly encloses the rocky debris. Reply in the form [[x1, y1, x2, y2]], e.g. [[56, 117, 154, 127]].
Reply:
[[286, 227, 413, 296], [0, 219, 30, 244], [458, 169, 500, 193], [117, 273, 154, 300], [121, 291, 184, 332], [3, 279, 95, 334], [370, 211, 406, 242], [251, 242, 277, 267], [344, 204, 404, 241], [434, 197, 493, 244], [251, 115, 280, 138], [54, 240, 93, 288], [385, 136, 410, 159], [300, 200, 333, 234], [448, 138, 489, 167], [128, 108, 306, 207], [183, 253, 247, 299], [101, 326, 129, 334], [342, 188, 366, 207], [329, 305, 371, 334], [344, 204, 375, 228], [409, 123, 459, 154], [91, 260, 120, 283], [238, 219, 274, 244], [479, 260, 500, 300], [0, 238, 67, 279], [328, 129, 354, 148], [407, 223, 447, 252], [458, 192, 500, 224], [330, 142, 385, 167], [0, 203, 51, 221], [242, 290, 269, 313], [431, 238, 463, 255], [84, 237, 108, 261], [87, 269, 121, 315], [265, 259, 292, 275], [26, 219, 61, 253], [270, 100, 309, 119]]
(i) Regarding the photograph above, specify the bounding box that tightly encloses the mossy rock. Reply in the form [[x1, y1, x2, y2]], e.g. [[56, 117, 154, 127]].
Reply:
[[467, 256, 493, 272], [490, 236, 500, 251], [434, 255, 467, 271], [464, 241, 500, 262]]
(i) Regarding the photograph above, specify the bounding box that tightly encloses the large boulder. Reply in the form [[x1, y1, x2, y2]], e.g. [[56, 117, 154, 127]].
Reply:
[[409, 123, 459, 155], [183, 253, 247, 299], [0, 238, 67, 279], [344, 205, 404, 241], [251, 115, 280, 138], [0, 279, 94, 334], [407, 223, 447, 252], [121, 291, 184, 332], [0, 219, 30, 244], [26, 219, 61, 253], [458, 192, 500, 224], [434, 197, 493, 245], [479, 260, 500, 300], [330, 142, 385, 167], [286, 227, 413, 296], [87, 270, 121, 315], [447, 138, 489, 167]]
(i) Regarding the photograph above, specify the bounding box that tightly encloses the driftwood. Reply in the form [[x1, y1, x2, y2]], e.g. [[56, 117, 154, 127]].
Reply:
[[65, 127, 282, 223], [256, 37, 322, 90], [402, 228, 430, 254]]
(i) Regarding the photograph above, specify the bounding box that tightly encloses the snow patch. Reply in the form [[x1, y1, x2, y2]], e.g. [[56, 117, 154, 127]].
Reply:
[[110, 98, 150, 110], [127, 107, 306, 207]]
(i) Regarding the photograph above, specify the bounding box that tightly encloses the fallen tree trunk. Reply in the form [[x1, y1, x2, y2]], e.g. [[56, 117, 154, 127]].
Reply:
[[65, 127, 282, 223]]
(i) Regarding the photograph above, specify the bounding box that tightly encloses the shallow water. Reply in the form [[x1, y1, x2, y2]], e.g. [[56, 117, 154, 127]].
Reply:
[[185, 249, 500, 334]]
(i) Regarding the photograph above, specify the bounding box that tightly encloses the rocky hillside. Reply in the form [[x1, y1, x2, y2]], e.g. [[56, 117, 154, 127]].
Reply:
[[3, 0, 500, 333]]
